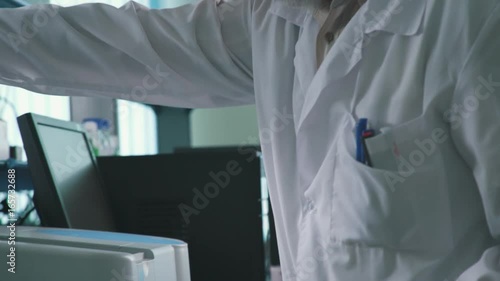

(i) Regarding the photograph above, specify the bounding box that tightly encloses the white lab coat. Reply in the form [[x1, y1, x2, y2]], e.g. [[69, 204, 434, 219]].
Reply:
[[1, 0, 499, 280]]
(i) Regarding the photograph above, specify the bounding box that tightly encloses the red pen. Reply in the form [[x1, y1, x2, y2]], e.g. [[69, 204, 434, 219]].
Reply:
[[362, 129, 375, 166]]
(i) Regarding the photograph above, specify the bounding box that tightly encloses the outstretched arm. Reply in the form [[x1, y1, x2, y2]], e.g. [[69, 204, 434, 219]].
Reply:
[[0, 0, 254, 108]]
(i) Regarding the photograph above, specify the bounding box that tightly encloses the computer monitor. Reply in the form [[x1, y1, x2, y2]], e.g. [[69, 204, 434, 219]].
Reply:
[[17, 113, 115, 231]]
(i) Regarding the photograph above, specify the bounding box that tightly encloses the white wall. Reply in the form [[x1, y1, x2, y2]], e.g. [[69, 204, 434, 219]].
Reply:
[[190, 105, 260, 147]]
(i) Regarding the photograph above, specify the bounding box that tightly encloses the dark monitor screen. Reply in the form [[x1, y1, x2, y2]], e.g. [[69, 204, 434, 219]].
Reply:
[[17, 113, 115, 231]]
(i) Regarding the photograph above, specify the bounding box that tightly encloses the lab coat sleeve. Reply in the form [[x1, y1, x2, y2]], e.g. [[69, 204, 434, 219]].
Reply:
[[449, 2, 500, 279], [0, 0, 254, 108]]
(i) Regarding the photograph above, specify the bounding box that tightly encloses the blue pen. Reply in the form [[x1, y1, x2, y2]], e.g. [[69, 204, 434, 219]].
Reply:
[[355, 118, 368, 163]]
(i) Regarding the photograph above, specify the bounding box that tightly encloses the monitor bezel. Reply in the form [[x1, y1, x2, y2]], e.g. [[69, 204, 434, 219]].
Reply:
[[17, 113, 116, 231]]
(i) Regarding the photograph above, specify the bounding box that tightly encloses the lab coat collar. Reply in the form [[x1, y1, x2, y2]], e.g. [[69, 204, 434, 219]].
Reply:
[[269, 0, 427, 34], [362, 0, 427, 36], [296, 0, 426, 130], [269, 1, 310, 26]]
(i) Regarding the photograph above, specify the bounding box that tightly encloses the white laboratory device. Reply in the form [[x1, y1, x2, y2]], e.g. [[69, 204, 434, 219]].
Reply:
[[0, 226, 190, 281]]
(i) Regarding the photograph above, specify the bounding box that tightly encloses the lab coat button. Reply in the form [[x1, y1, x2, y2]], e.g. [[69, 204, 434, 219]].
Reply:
[[325, 32, 334, 43]]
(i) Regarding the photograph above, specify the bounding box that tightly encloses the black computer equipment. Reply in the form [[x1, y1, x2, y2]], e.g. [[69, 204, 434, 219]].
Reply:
[[174, 145, 281, 267], [97, 151, 271, 281], [17, 113, 116, 231]]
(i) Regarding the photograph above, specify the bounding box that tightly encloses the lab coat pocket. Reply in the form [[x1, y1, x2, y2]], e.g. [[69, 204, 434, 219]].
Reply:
[[331, 115, 454, 254]]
